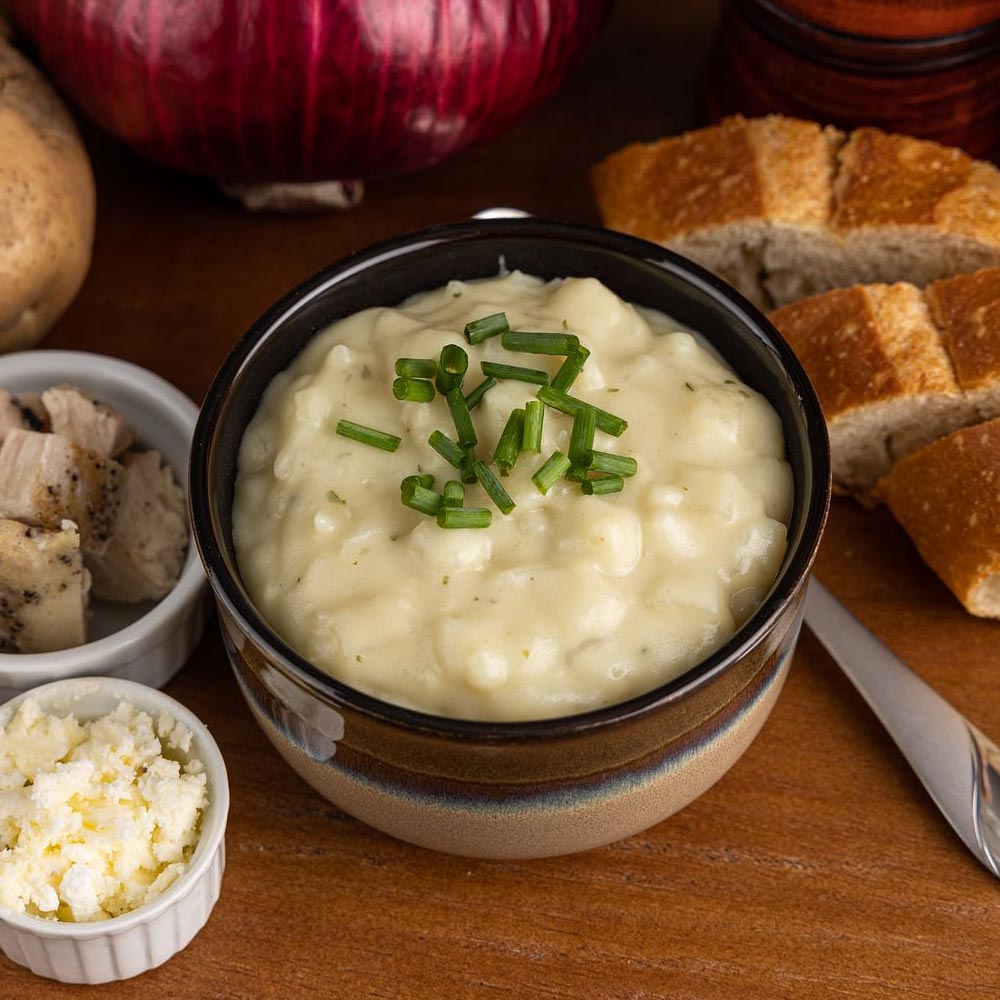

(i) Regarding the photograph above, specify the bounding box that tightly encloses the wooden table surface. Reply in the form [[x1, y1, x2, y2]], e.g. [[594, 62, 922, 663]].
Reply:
[[7, 3, 1000, 998]]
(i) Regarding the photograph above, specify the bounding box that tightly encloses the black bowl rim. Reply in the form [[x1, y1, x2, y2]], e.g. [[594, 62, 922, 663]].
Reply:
[[190, 217, 830, 742]]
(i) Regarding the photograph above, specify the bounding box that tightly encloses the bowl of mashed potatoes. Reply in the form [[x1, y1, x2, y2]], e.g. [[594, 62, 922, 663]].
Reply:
[[190, 219, 830, 858]]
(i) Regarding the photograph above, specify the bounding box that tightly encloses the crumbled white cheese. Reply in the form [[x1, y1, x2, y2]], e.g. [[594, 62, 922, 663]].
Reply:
[[0, 697, 207, 922]]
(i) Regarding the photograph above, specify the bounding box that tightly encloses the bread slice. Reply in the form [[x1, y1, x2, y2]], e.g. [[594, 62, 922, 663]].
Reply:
[[592, 117, 1000, 309], [833, 129, 1000, 288], [877, 418, 1000, 619], [926, 267, 1000, 422], [592, 115, 842, 307], [769, 283, 975, 493]]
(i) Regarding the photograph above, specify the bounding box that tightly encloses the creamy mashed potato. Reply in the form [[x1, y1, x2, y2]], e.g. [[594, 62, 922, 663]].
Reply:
[[233, 273, 792, 721]]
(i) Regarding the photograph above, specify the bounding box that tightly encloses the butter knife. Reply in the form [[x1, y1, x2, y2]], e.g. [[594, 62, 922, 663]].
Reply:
[[804, 577, 1000, 878]]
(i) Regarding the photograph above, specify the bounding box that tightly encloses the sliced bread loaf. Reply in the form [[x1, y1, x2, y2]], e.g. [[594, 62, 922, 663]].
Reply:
[[592, 116, 1000, 309], [769, 283, 974, 493], [877, 418, 1000, 619]]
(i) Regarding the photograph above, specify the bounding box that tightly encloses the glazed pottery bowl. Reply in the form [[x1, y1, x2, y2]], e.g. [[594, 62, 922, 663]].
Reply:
[[190, 219, 830, 859]]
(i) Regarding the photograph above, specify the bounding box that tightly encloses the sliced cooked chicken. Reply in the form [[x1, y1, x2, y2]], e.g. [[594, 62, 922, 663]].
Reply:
[[0, 518, 91, 653], [0, 390, 46, 444], [0, 429, 123, 554], [86, 450, 188, 603], [41, 384, 135, 458]]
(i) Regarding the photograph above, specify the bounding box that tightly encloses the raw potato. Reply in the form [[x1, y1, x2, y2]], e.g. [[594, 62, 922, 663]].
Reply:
[[0, 30, 94, 352]]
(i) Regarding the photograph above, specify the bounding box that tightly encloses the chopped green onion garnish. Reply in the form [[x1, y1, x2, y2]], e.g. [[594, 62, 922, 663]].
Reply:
[[480, 361, 549, 386], [464, 376, 497, 411], [395, 357, 437, 378], [436, 344, 469, 394], [393, 377, 435, 402], [428, 430, 465, 468], [582, 450, 638, 477], [400, 476, 443, 515], [446, 388, 477, 447], [443, 480, 465, 508], [493, 408, 525, 474], [581, 475, 625, 495], [523, 399, 544, 454], [551, 346, 591, 392], [568, 405, 597, 466], [501, 330, 580, 355], [535, 386, 628, 437], [336, 419, 401, 452], [414, 473, 435, 489], [459, 453, 478, 484], [473, 461, 515, 515], [437, 506, 492, 529], [532, 450, 571, 495], [464, 312, 509, 346]]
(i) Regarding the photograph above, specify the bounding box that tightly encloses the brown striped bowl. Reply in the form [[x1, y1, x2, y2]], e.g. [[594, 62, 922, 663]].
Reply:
[[190, 219, 830, 858]]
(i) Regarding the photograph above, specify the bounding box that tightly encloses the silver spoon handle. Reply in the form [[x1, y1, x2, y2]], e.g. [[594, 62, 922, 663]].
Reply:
[[804, 577, 1000, 876]]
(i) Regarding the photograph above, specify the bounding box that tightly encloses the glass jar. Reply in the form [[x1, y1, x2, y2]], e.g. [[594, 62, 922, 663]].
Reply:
[[702, 0, 1000, 160]]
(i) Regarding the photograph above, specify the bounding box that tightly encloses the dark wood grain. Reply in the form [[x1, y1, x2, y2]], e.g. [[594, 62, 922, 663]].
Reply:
[[6, 2, 1000, 998]]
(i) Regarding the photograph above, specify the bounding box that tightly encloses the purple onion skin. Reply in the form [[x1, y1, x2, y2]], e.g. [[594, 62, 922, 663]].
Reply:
[[10, 0, 615, 182]]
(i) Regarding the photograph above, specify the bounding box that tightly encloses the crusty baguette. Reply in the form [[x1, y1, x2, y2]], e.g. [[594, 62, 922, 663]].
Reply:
[[877, 418, 1000, 619], [592, 116, 1000, 309], [769, 283, 974, 493], [768, 266, 1000, 494], [925, 267, 1000, 422]]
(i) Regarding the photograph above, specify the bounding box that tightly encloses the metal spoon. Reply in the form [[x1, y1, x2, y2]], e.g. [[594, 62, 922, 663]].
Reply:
[[804, 577, 1000, 877]]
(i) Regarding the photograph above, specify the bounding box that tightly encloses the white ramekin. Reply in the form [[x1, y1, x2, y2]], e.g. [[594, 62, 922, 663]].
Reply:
[[0, 351, 210, 703], [0, 676, 229, 983]]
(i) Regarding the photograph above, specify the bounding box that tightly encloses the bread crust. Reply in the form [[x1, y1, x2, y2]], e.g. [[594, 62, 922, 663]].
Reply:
[[591, 115, 838, 242], [833, 128, 976, 230], [770, 283, 958, 420], [877, 418, 1000, 618], [926, 268, 1000, 397]]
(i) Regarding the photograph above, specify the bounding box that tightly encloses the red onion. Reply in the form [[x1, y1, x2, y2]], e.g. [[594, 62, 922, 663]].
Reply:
[[10, 0, 614, 183]]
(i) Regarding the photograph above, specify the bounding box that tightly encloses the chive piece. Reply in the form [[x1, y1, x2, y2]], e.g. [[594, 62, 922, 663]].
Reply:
[[473, 461, 515, 515], [427, 430, 463, 469], [582, 450, 638, 477], [568, 405, 597, 467], [493, 408, 525, 474], [480, 361, 549, 386], [393, 377, 435, 402], [464, 312, 509, 346], [446, 388, 477, 447], [464, 376, 497, 411], [437, 506, 492, 529], [551, 346, 591, 392], [501, 330, 580, 355], [535, 386, 628, 437], [532, 450, 571, 495], [414, 473, 435, 489], [523, 399, 544, 454], [443, 480, 465, 508], [436, 344, 469, 394], [459, 453, 478, 484], [581, 475, 625, 496], [395, 357, 437, 378], [401, 476, 443, 515], [336, 419, 402, 452]]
